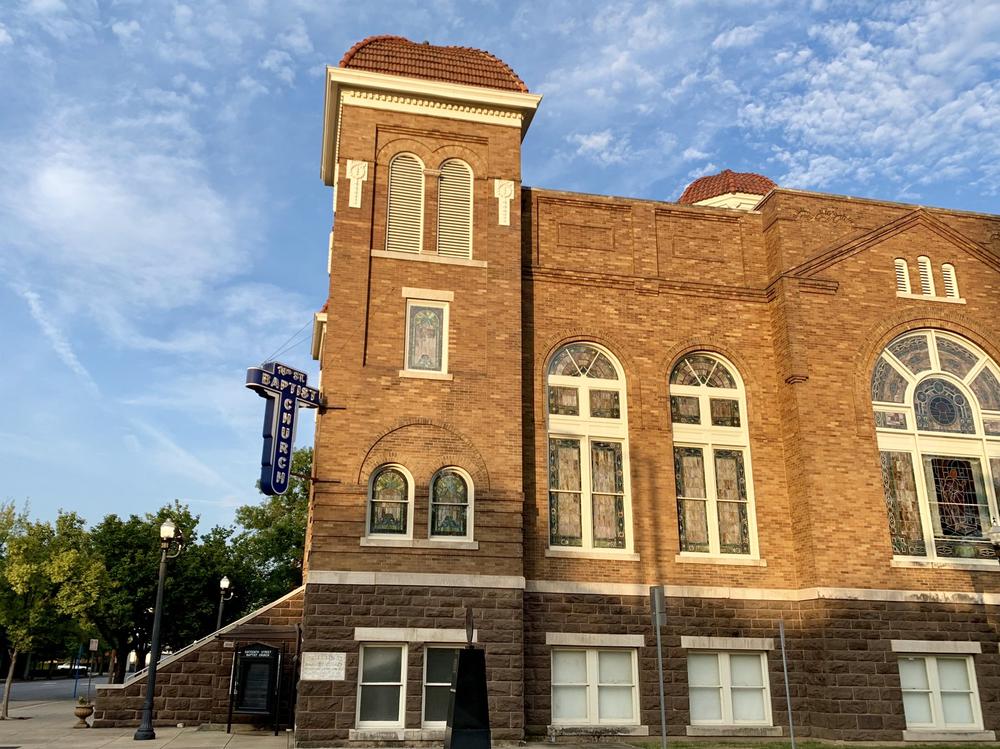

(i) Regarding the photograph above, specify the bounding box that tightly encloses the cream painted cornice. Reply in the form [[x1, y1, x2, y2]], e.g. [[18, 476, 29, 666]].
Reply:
[[321, 66, 542, 186]]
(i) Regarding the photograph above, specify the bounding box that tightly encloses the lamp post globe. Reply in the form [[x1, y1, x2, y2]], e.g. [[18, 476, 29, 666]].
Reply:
[[220, 575, 230, 591], [217, 576, 234, 631], [134, 518, 183, 741]]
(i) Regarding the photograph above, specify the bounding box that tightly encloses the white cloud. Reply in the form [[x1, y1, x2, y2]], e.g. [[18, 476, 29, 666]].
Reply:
[[260, 48, 294, 84], [0, 24, 13, 46], [712, 25, 762, 50], [111, 19, 140, 43], [276, 18, 312, 55], [682, 147, 710, 161], [127, 419, 240, 493], [568, 129, 635, 165]]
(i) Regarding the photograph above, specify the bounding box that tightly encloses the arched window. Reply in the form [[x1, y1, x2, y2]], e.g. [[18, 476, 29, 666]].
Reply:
[[872, 330, 1000, 562], [894, 258, 911, 294], [437, 159, 473, 259], [546, 343, 632, 552], [917, 256, 935, 296], [367, 465, 413, 537], [386, 153, 424, 254], [942, 263, 960, 299], [429, 468, 473, 539], [669, 353, 759, 557]]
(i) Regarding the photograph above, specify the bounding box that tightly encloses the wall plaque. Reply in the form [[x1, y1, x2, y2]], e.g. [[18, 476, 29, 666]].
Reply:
[[300, 651, 346, 681]]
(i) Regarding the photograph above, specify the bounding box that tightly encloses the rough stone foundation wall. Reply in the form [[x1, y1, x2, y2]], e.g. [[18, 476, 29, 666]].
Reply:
[[92, 589, 304, 729], [295, 582, 523, 748]]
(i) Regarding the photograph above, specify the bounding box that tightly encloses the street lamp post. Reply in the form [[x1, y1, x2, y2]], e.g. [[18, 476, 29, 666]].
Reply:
[[134, 519, 184, 741], [216, 575, 234, 631]]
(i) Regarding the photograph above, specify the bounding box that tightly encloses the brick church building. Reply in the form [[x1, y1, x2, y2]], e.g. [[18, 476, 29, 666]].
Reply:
[[96, 35, 1000, 746]]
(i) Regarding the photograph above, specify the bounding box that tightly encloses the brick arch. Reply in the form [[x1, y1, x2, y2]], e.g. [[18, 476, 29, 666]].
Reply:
[[536, 330, 643, 421], [850, 310, 1000, 435], [429, 145, 487, 176], [657, 338, 765, 426], [357, 419, 491, 491], [374, 138, 435, 167]]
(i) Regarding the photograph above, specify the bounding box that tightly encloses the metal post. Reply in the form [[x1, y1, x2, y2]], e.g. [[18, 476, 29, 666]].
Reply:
[[779, 619, 796, 749], [72, 643, 83, 700], [649, 585, 667, 749], [134, 547, 168, 741], [216, 591, 225, 631]]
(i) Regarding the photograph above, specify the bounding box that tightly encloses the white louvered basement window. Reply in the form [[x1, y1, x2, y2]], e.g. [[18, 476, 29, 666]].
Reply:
[[941, 263, 959, 299], [437, 159, 473, 259], [917, 256, 935, 296], [894, 258, 911, 294], [386, 153, 424, 254]]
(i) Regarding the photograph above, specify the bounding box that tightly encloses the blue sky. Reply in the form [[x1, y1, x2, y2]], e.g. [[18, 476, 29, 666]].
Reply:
[[1, 0, 998, 532]]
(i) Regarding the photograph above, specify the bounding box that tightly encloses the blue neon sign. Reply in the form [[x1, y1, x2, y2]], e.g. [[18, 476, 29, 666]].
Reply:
[[245, 361, 319, 495]]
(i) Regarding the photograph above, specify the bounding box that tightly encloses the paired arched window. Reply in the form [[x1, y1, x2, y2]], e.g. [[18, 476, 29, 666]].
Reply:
[[873, 330, 1000, 562], [385, 153, 474, 259], [546, 343, 631, 552], [669, 353, 758, 557], [437, 159, 473, 259], [366, 464, 474, 541], [386, 153, 424, 254]]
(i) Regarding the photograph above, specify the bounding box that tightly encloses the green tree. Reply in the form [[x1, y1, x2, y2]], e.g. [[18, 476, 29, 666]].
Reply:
[[233, 447, 311, 610], [0, 504, 99, 718]]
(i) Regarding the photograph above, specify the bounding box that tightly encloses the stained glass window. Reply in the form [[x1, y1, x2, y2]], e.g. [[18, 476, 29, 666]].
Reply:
[[970, 368, 1000, 412], [406, 304, 444, 372], [430, 469, 469, 538], [923, 456, 990, 543], [879, 452, 926, 556], [985, 418, 1000, 437], [888, 334, 932, 375], [591, 442, 625, 548], [675, 447, 709, 553], [549, 386, 579, 416], [549, 439, 582, 547], [590, 390, 620, 419], [369, 467, 409, 535], [914, 379, 975, 434], [671, 396, 700, 424], [548, 344, 618, 379], [874, 411, 907, 430], [714, 450, 750, 554], [871, 355, 908, 403], [936, 338, 979, 379], [710, 399, 741, 427], [671, 354, 736, 388]]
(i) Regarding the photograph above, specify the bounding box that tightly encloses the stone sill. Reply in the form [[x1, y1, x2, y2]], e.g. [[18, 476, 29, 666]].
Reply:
[[891, 558, 999, 571], [687, 725, 782, 737], [349, 728, 445, 741], [546, 548, 640, 562], [547, 724, 649, 737], [372, 249, 488, 268], [903, 729, 995, 741], [360, 537, 479, 550], [896, 292, 966, 304], [675, 554, 767, 567], [399, 370, 454, 381]]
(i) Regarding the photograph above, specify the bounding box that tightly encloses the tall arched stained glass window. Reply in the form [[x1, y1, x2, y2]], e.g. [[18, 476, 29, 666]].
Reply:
[[430, 468, 472, 539], [368, 465, 413, 537], [669, 353, 759, 557], [872, 331, 1000, 562], [546, 343, 632, 553]]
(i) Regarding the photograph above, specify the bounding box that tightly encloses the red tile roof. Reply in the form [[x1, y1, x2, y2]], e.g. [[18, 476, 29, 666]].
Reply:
[[678, 169, 776, 204], [339, 35, 528, 93]]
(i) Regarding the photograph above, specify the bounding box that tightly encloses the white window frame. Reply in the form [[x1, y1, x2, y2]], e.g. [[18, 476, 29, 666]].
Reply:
[[436, 159, 473, 259], [428, 467, 474, 541], [669, 353, 760, 559], [366, 464, 415, 540], [422, 646, 460, 728], [898, 654, 984, 732], [546, 343, 633, 554], [687, 651, 773, 728], [550, 648, 639, 727], [356, 643, 407, 729], [403, 298, 450, 376], [386, 152, 424, 255], [873, 331, 1000, 565]]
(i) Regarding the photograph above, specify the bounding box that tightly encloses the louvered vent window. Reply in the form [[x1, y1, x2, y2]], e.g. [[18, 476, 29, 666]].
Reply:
[[894, 259, 911, 294], [386, 153, 424, 254], [917, 256, 935, 296], [437, 160, 473, 259], [942, 263, 959, 299]]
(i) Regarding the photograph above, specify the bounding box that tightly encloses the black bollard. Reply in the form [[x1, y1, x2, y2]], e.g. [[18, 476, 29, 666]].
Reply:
[[444, 646, 491, 749]]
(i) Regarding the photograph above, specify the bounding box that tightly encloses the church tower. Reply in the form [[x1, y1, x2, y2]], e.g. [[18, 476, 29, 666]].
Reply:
[[304, 36, 541, 744]]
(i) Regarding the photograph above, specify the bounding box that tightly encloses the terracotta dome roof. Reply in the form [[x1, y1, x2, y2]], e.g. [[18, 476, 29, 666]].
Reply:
[[678, 169, 776, 205], [340, 35, 528, 93]]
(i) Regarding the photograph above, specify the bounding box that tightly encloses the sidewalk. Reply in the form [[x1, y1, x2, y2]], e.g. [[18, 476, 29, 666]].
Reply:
[[0, 700, 291, 748]]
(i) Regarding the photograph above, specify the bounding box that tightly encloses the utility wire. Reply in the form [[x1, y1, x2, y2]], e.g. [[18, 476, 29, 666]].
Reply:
[[261, 319, 312, 364]]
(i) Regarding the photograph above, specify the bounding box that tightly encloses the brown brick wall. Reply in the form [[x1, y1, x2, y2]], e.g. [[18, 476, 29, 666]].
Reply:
[[92, 590, 303, 729]]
